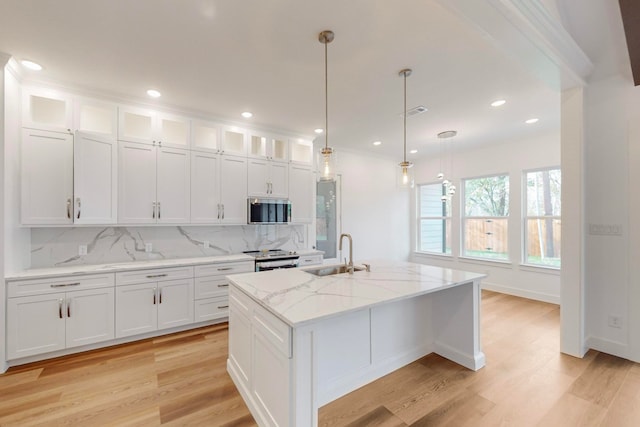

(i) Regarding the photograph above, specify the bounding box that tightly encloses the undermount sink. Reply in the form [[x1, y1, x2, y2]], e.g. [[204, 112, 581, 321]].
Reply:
[[305, 264, 367, 277]]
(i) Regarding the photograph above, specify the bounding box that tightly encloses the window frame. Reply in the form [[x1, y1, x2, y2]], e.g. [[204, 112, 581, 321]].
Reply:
[[522, 166, 561, 269], [461, 173, 511, 263], [416, 181, 452, 256]]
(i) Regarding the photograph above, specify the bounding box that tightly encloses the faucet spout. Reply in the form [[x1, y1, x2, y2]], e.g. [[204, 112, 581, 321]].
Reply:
[[339, 233, 354, 274]]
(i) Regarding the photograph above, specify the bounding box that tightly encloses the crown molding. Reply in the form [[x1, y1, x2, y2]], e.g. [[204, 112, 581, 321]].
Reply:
[[436, 0, 593, 90]]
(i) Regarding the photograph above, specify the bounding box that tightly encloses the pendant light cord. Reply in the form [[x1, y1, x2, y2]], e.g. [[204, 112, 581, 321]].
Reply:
[[403, 71, 407, 163], [325, 38, 329, 150]]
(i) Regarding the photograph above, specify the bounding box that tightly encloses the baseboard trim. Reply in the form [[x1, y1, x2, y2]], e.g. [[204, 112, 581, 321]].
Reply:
[[586, 335, 631, 361], [482, 281, 560, 304]]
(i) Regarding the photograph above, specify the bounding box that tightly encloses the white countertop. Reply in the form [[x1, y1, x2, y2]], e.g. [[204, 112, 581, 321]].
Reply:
[[5, 254, 255, 281], [228, 260, 487, 327]]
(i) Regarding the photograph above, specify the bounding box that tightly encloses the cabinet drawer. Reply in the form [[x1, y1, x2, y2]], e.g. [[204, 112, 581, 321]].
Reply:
[[195, 276, 229, 300], [195, 261, 254, 277], [8, 273, 115, 298], [116, 266, 193, 286], [195, 296, 229, 322], [298, 254, 323, 266]]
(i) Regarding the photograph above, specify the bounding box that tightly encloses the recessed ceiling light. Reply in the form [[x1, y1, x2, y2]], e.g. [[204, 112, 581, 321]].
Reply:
[[409, 149, 418, 154], [437, 130, 458, 139], [146, 89, 161, 98], [21, 60, 42, 71], [314, 128, 324, 134], [241, 111, 253, 118], [525, 118, 539, 124], [491, 99, 506, 107], [372, 141, 382, 146]]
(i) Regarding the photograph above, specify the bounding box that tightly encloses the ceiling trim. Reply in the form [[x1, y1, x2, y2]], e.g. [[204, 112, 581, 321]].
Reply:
[[436, 0, 593, 90]]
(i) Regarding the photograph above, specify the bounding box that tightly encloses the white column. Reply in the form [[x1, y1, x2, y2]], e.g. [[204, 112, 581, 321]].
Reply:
[[560, 87, 586, 357], [0, 52, 11, 373]]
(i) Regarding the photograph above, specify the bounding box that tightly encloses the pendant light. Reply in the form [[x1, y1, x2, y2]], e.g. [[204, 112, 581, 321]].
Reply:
[[318, 30, 337, 182], [397, 68, 414, 188]]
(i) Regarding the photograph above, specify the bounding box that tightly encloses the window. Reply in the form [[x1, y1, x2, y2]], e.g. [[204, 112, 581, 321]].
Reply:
[[462, 175, 509, 261], [418, 183, 451, 254], [524, 168, 561, 268]]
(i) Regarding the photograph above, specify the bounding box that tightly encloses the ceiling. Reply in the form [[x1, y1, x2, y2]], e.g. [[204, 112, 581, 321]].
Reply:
[[0, 0, 563, 159]]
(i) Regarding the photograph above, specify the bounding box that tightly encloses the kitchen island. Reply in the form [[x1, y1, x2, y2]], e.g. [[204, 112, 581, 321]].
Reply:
[[226, 260, 486, 427]]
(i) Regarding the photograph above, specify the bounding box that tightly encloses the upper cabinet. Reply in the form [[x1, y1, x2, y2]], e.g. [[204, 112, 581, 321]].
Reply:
[[22, 87, 73, 133], [248, 131, 288, 162], [220, 125, 247, 156], [118, 106, 190, 149], [191, 120, 221, 153], [74, 98, 118, 138], [289, 139, 314, 164]]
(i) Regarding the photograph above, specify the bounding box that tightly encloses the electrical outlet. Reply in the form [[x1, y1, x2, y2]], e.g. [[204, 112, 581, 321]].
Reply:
[[608, 315, 622, 328], [78, 245, 87, 256], [145, 243, 153, 253], [203, 240, 210, 249]]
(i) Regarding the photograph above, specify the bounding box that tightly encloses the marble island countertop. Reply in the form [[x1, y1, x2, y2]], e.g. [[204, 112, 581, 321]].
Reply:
[[228, 260, 487, 327], [5, 248, 325, 281]]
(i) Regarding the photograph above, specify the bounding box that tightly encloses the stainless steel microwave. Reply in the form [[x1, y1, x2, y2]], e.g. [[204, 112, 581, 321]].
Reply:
[[247, 198, 291, 224]]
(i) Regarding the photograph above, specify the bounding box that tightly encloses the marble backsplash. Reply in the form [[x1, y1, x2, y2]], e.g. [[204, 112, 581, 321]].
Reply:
[[30, 225, 307, 268]]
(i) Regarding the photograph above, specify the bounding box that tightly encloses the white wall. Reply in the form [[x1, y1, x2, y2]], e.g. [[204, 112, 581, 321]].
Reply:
[[335, 149, 411, 263], [583, 74, 640, 360], [411, 132, 561, 303]]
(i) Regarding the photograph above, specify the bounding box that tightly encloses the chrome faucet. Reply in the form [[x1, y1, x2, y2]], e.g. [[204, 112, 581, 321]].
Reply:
[[339, 233, 354, 274]]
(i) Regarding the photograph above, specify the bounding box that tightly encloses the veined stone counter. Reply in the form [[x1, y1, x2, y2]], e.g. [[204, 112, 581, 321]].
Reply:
[[227, 260, 487, 427], [228, 260, 486, 327]]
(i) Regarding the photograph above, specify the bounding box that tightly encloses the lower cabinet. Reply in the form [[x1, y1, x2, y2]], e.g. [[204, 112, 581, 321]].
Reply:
[[6, 273, 115, 360], [116, 277, 194, 338], [194, 261, 254, 322]]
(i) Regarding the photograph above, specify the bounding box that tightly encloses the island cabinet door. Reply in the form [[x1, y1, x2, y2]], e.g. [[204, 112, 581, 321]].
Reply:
[[228, 288, 253, 389]]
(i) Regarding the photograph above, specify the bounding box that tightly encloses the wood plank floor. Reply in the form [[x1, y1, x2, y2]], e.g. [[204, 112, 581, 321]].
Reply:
[[1, 291, 639, 426]]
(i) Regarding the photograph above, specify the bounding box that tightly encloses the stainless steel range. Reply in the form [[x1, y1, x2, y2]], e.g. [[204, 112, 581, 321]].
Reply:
[[243, 249, 300, 271]]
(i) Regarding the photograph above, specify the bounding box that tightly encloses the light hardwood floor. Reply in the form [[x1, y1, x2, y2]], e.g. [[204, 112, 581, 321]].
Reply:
[[1, 291, 639, 426]]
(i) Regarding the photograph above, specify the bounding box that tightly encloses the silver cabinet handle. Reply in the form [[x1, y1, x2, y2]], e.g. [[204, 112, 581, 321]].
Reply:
[[217, 267, 233, 271], [67, 299, 71, 318], [217, 203, 220, 219], [59, 298, 64, 319], [217, 284, 230, 287], [221, 204, 225, 220], [76, 197, 81, 219], [66, 198, 71, 219], [218, 305, 229, 309], [50, 282, 80, 288], [153, 288, 157, 305], [159, 288, 162, 304], [152, 201, 156, 219], [158, 202, 161, 219], [146, 273, 168, 278]]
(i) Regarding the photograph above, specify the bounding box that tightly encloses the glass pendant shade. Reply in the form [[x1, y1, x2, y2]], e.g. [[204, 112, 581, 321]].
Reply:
[[397, 160, 414, 188], [317, 146, 337, 181]]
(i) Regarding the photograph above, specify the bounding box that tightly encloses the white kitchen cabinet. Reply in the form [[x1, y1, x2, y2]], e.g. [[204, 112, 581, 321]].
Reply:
[[288, 164, 314, 223], [191, 120, 221, 153], [6, 273, 115, 360], [115, 267, 194, 338], [74, 97, 118, 138], [247, 158, 288, 198], [191, 152, 247, 224], [298, 254, 323, 267], [73, 132, 118, 224], [118, 106, 190, 149], [220, 125, 247, 156], [248, 132, 288, 162], [289, 139, 314, 164], [194, 261, 254, 322], [21, 129, 74, 225], [22, 87, 73, 133], [220, 155, 248, 224], [118, 142, 190, 224]]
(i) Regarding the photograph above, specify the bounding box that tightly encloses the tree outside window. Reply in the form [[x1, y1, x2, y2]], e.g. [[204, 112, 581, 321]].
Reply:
[[462, 175, 509, 261], [524, 168, 561, 268]]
